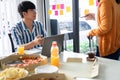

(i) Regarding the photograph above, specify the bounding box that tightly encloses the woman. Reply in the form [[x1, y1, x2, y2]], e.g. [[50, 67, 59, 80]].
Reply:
[[86, 0, 120, 60]]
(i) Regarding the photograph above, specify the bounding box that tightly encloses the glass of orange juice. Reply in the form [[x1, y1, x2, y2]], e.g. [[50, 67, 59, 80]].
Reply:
[[17, 45, 24, 55]]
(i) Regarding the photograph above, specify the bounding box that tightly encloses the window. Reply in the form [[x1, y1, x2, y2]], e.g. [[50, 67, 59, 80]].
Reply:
[[48, 0, 97, 53]]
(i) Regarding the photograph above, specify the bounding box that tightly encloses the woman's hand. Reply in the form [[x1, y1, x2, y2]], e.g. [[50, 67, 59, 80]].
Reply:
[[83, 13, 95, 20], [87, 31, 94, 39]]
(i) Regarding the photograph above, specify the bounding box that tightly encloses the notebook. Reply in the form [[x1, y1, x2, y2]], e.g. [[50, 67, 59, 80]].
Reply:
[[41, 34, 64, 57]]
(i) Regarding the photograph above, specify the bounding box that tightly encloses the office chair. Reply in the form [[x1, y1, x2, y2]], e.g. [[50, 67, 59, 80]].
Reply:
[[8, 33, 15, 52]]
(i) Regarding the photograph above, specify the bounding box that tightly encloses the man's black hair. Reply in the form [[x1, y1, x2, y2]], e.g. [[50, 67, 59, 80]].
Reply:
[[18, 1, 36, 18]]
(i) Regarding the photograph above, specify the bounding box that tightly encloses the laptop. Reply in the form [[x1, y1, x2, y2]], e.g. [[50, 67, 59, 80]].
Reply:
[[41, 34, 64, 57]]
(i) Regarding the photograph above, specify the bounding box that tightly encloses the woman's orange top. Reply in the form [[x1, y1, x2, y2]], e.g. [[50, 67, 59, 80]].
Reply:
[[89, 0, 120, 56]]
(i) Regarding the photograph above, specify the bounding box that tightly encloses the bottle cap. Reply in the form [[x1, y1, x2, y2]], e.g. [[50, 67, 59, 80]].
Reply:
[[52, 41, 57, 47]]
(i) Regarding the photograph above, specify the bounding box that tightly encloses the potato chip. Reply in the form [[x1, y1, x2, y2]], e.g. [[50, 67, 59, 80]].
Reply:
[[6, 68, 18, 78], [18, 68, 27, 78], [0, 76, 6, 80]]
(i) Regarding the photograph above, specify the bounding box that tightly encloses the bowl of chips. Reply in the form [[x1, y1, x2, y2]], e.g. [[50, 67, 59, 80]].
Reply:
[[0, 67, 28, 80]]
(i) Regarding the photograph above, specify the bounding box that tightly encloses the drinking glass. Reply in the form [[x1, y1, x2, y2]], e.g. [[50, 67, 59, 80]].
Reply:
[[17, 45, 24, 55]]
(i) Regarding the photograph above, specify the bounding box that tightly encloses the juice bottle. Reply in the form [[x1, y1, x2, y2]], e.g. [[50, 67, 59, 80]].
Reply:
[[50, 41, 59, 67]]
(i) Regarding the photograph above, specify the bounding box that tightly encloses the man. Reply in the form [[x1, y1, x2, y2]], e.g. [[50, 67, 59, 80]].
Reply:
[[12, 1, 46, 50]]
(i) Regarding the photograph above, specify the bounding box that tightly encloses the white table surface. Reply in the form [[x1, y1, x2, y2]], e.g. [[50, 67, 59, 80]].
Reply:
[[59, 51, 120, 80]]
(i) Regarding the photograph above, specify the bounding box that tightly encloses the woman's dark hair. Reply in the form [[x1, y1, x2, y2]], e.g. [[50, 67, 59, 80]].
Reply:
[[116, 0, 120, 4], [18, 1, 36, 18]]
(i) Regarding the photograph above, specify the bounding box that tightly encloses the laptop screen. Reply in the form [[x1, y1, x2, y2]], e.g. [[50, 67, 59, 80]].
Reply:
[[41, 34, 64, 57]]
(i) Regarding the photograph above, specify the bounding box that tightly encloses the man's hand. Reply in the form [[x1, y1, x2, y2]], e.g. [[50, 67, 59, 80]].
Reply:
[[33, 35, 43, 45]]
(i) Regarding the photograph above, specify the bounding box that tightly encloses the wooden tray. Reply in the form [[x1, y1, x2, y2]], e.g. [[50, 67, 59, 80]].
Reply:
[[20, 73, 66, 80]]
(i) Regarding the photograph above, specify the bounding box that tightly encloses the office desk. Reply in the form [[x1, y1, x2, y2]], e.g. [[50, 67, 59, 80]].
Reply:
[[59, 51, 120, 80]]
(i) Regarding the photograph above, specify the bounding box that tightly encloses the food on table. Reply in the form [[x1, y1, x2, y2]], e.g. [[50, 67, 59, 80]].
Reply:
[[0, 67, 28, 80], [8, 57, 43, 68]]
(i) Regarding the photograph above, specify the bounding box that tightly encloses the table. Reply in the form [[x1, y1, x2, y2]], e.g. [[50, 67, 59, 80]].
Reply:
[[58, 51, 120, 80], [1, 50, 120, 80]]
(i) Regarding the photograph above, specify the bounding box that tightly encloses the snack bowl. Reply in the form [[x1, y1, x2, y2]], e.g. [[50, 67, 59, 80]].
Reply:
[[0, 67, 29, 80]]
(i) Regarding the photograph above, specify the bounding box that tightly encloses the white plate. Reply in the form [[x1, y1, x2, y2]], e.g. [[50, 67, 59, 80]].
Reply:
[[35, 64, 58, 74]]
